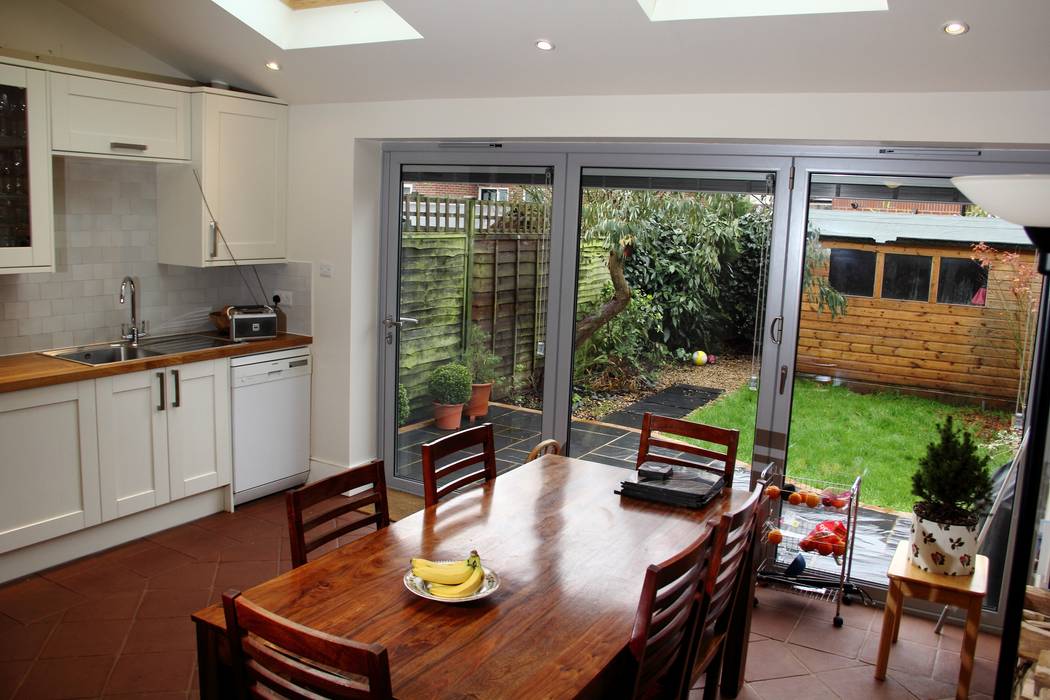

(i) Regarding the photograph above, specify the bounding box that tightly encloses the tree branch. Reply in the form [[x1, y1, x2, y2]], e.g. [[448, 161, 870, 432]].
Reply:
[[575, 251, 631, 346]]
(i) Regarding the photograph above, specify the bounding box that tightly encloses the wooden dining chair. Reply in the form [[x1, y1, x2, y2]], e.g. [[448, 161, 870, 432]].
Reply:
[[680, 485, 763, 700], [286, 459, 390, 568], [628, 523, 716, 699], [526, 438, 562, 462], [222, 589, 393, 699], [420, 423, 497, 507], [637, 412, 739, 486]]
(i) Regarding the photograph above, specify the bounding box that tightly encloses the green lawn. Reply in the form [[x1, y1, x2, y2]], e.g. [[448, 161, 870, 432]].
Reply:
[[685, 380, 1013, 513]]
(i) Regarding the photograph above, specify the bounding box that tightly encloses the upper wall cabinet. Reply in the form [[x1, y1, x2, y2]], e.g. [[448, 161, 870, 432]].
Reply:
[[49, 74, 190, 161], [0, 64, 53, 274], [158, 93, 288, 266]]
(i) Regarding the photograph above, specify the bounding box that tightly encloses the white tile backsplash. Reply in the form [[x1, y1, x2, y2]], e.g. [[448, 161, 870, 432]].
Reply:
[[0, 158, 311, 355]]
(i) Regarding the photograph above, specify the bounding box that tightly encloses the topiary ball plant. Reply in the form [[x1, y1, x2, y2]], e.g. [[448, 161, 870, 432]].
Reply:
[[396, 383, 410, 426], [428, 363, 472, 406], [912, 416, 993, 526]]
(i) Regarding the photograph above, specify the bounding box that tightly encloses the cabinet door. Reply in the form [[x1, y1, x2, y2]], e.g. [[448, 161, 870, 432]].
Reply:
[[202, 94, 287, 262], [96, 370, 171, 521], [0, 381, 100, 553], [49, 73, 190, 160], [0, 65, 53, 273], [168, 359, 232, 499]]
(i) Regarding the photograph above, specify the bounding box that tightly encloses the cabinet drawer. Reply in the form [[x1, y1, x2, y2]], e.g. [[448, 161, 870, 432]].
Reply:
[[49, 73, 190, 160]]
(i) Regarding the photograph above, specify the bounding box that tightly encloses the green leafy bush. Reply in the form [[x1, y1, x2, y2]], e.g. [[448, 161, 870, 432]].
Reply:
[[574, 285, 667, 388], [428, 363, 471, 405], [462, 324, 500, 384], [912, 416, 993, 525], [397, 383, 410, 426]]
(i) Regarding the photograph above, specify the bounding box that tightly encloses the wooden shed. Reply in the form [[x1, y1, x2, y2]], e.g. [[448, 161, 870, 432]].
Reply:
[[798, 210, 1040, 408]]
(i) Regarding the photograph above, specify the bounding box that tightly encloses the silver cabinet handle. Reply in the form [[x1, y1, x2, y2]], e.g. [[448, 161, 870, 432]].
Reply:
[[156, 372, 166, 411], [110, 142, 148, 151], [171, 369, 181, 408], [209, 221, 218, 258]]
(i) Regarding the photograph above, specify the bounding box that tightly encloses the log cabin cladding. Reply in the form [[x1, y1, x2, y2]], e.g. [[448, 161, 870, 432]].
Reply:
[[798, 239, 1040, 408]]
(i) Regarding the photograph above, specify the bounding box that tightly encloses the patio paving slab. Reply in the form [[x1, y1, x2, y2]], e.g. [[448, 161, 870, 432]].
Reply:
[[603, 383, 723, 428]]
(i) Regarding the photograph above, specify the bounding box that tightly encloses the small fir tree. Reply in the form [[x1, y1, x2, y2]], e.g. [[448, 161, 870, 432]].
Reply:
[[911, 416, 994, 526]]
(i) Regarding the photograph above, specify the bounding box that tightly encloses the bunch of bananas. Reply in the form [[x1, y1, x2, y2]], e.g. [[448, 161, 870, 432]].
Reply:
[[411, 550, 484, 599]]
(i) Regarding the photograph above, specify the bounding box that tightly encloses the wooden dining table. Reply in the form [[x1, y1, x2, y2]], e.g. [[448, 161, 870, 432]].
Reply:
[[192, 455, 757, 698]]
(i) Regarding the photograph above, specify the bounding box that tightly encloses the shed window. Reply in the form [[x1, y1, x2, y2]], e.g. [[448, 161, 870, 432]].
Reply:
[[937, 258, 988, 306], [882, 254, 932, 301], [828, 248, 876, 297]]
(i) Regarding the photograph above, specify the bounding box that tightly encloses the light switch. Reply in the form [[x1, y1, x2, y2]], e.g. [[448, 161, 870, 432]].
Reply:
[[319, 263, 333, 278]]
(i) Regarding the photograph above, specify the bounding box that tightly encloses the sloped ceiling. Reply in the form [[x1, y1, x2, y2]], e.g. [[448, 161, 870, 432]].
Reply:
[[60, 0, 1050, 104]]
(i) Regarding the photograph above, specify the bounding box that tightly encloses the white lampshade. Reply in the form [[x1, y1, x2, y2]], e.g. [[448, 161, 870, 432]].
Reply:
[[951, 175, 1050, 227]]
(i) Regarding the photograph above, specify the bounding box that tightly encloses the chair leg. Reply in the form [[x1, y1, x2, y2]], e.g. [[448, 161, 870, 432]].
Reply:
[[702, 646, 725, 700]]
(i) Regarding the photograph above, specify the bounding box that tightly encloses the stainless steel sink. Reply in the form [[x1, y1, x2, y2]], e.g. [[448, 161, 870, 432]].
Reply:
[[42, 334, 238, 366], [44, 344, 162, 365]]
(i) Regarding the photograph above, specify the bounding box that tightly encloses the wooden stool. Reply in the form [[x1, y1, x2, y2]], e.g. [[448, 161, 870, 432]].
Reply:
[[875, 541, 988, 700]]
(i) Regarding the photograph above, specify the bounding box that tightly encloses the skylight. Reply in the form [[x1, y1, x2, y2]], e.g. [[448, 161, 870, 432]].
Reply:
[[209, 0, 421, 50], [636, 0, 887, 22]]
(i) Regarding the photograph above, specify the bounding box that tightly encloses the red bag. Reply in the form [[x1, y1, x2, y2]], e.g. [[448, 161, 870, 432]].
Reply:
[[799, 520, 847, 556]]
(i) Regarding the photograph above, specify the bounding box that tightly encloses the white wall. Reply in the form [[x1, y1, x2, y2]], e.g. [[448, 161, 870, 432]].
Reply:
[[0, 0, 188, 79], [287, 89, 1050, 471]]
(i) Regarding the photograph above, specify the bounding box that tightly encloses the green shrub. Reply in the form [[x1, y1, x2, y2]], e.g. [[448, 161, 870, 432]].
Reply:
[[397, 383, 410, 426], [574, 285, 666, 387], [912, 416, 993, 525], [462, 325, 500, 384], [428, 363, 471, 405]]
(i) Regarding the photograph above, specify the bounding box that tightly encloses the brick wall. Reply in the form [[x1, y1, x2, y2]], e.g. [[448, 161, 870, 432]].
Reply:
[[831, 198, 964, 215], [407, 182, 527, 202]]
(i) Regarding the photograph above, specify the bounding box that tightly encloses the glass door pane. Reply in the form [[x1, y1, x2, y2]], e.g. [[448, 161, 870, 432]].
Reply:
[[391, 165, 554, 487], [566, 166, 778, 489], [0, 82, 30, 251], [782, 171, 1040, 598]]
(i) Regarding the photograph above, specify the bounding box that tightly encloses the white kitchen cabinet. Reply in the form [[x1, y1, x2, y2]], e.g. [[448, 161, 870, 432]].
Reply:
[[0, 381, 100, 554], [49, 73, 190, 160], [166, 359, 233, 499], [0, 64, 53, 273], [158, 92, 287, 266], [95, 370, 171, 521]]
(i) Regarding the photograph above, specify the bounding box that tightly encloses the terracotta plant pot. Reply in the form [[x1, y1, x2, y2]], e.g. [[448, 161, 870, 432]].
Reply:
[[909, 507, 978, 576], [432, 402, 464, 431], [465, 383, 493, 422]]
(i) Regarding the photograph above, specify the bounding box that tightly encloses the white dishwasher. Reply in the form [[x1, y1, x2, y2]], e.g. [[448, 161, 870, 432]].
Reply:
[[231, 346, 311, 505]]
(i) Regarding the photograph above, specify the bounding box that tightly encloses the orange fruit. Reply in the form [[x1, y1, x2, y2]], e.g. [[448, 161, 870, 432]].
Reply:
[[799, 538, 815, 552], [804, 492, 821, 508], [832, 541, 847, 557], [788, 492, 803, 506], [765, 485, 781, 500], [817, 542, 833, 556], [832, 498, 848, 509], [766, 529, 783, 545]]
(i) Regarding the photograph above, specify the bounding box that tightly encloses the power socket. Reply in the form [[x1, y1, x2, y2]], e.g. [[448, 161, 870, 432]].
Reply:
[[272, 290, 293, 306]]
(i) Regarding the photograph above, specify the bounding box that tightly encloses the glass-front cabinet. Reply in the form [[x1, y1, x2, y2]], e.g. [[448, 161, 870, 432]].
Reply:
[[0, 64, 52, 273]]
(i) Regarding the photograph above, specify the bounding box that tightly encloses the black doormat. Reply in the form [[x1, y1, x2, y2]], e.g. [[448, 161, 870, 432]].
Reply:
[[602, 384, 723, 429]]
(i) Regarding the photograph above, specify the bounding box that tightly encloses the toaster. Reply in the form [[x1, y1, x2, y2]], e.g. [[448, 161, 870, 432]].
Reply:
[[227, 305, 278, 340]]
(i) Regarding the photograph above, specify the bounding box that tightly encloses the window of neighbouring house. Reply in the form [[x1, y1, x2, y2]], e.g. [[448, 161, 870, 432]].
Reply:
[[937, 257, 988, 306], [478, 187, 509, 201], [827, 248, 877, 297], [403, 183, 414, 195], [882, 253, 932, 301]]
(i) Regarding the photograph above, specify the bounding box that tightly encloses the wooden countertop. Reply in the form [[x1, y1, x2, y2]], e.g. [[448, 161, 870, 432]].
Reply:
[[0, 333, 312, 394]]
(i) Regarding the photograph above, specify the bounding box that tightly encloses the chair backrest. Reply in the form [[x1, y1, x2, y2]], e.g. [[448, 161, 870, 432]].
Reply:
[[636, 412, 739, 486], [526, 438, 562, 462], [628, 524, 715, 699], [420, 423, 497, 507], [701, 485, 763, 640], [285, 459, 390, 568], [222, 590, 393, 700]]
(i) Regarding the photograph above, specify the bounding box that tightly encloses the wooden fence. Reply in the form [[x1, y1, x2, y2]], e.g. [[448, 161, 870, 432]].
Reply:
[[399, 196, 609, 414]]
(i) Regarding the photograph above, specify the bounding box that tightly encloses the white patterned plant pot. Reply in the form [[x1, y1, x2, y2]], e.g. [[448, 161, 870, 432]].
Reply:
[[909, 509, 977, 576]]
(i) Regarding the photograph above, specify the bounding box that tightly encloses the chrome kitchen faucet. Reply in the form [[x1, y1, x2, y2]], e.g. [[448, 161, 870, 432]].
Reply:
[[119, 276, 149, 344]]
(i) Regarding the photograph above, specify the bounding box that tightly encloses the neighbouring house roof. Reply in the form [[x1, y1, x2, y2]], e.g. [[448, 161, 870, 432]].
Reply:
[[810, 209, 1031, 247]]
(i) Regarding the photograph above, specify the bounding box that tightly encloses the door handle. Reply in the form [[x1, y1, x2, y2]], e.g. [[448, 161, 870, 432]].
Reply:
[[171, 369, 181, 408], [779, 365, 789, 395], [770, 316, 783, 344], [209, 221, 218, 258], [110, 141, 148, 151], [383, 316, 418, 329], [156, 372, 166, 411]]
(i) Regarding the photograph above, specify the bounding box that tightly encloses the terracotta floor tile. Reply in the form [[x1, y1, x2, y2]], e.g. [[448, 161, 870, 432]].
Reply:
[[750, 672, 839, 699], [212, 561, 278, 592], [15, 655, 115, 699], [0, 578, 85, 624], [936, 622, 1000, 661], [750, 604, 800, 642], [689, 684, 763, 700], [0, 659, 32, 698], [213, 517, 285, 544], [147, 526, 239, 563], [39, 619, 132, 658], [218, 539, 280, 563], [123, 618, 197, 654], [742, 640, 809, 682], [119, 548, 195, 579], [787, 617, 867, 658], [787, 644, 865, 673], [890, 612, 941, 648], [136, 590, 211, 619], [146, 563, 217, 591], [816, 665, 917, 699], [755, 587, 810, 615], [805, 598, 879, 631], [859, 633, 937, 677], [932, 650, 996, 695], [886, 668, 956, 700], [104, 651, 195, 695], [0, 619, 57, 661], [43, 565, 147, 600], [63, 593, 143, 623]]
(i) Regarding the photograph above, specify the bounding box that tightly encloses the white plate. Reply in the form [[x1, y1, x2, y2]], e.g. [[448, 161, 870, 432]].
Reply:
[[403, 563, 500, 603]]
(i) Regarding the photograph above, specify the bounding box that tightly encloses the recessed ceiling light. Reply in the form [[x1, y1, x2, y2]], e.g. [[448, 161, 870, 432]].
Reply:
[[943, 21, 969, 36], [265, 61, 281, 71], [535, 39, 555, 51]]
